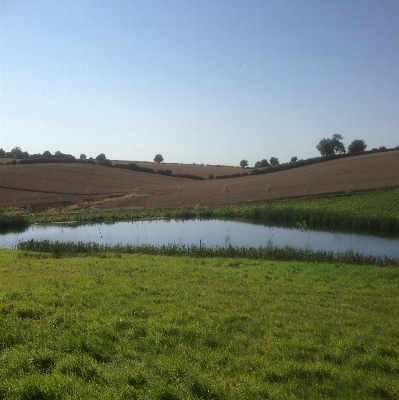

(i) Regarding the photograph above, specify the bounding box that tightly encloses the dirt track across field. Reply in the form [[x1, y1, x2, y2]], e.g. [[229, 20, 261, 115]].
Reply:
[[1, 151, 398, 210]]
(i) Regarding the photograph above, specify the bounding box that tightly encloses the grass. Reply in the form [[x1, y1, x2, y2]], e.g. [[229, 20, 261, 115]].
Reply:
[[3, 188, 397, 235], [0, 214, 29, 231], [217, 188, 399, 233], [1, 249, 398, 399], [17, 240, 399, 266]]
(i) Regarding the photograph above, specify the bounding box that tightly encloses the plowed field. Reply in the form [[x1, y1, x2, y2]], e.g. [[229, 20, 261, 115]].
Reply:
[[1, 151, 398, 210], [118, 161, 246, 178]]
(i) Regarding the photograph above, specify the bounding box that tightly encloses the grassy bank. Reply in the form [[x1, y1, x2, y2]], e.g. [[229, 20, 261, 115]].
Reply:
[[234, 188, 399, 233], [1, 249, 398, 399], [15, 188, 398, 234]]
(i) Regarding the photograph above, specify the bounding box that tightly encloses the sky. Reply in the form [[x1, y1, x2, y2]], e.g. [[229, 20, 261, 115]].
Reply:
[[1, 0, 398, 167]]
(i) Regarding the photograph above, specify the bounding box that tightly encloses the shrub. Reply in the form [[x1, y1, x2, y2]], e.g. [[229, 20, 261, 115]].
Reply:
[[348, 139, 367, 153], [100, 159, 113, 167]]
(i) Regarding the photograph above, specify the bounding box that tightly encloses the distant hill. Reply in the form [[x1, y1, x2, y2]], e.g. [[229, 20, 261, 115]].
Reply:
[[0, 150, 398, 210], [115, 161, 248, 179]]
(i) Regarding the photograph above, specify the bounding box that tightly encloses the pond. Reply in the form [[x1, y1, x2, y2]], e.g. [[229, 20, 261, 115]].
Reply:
[[1, 219, 399, 258]]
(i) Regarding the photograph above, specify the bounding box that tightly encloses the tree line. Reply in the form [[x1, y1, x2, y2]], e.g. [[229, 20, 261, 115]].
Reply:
[[0, 147, 90, 161], [0, 147, 165, 165], [242, 135, 397, 169]]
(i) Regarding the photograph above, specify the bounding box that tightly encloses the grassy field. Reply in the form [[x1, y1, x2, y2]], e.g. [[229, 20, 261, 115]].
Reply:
[[1, 250, 398, 399]]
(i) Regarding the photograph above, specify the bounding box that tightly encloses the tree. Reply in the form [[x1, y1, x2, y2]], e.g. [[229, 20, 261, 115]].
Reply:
[[269, 157, 279, 166], [240, 159, 248, 168], [154, 154, 164, 163], [348, 139, 367, 153], [96, 153, 106, 162], [80, 154, 87, 160], [0, 148, 5, 157], [42, 150, 52, 158], [316, 134, 346, 156], [290, 156, 298, 163], [54, 150, 65, 158], [254, 159, 269, 168], [10, 146, 28, 158]]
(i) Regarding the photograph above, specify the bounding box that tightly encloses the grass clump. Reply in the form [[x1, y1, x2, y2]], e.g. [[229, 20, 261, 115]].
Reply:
[[0, 249, 398, 398], [0, 214, 29, 231], [17, 239, 399, 266]]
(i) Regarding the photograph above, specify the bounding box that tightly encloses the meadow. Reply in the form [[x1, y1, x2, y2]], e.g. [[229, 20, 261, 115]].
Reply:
[[1, 250, 398, 399]]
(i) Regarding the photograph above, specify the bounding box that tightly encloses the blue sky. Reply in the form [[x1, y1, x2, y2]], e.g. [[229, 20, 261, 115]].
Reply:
[[1, 0, 398, 166]]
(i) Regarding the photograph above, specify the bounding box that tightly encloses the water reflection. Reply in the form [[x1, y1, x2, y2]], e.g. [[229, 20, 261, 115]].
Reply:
[[0, 219, 398, 258]]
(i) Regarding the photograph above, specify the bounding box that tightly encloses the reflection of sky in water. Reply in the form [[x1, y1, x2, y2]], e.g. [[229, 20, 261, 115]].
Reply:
[[0, 219, 398, 258]]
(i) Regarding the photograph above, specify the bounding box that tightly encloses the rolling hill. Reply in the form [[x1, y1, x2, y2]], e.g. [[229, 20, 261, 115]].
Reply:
[[0, 150, 398, 210]]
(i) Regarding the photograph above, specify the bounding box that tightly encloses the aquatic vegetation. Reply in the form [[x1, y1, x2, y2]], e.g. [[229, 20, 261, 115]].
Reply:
[[0, 214, 29, 230], [17, 240, 399, 266]]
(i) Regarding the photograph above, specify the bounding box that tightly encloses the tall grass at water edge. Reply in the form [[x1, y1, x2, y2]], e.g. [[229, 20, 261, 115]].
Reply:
[[17, 189, 399, 235], [0, 249, 398, 399], [17, 240, 399, 266], [218, 189, 399, 233], [0, 214, 29, 231]]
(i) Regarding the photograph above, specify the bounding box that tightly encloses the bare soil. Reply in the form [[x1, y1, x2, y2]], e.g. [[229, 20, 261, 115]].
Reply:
[[114, 160, 248, 178], [1, 151, 398, 211]]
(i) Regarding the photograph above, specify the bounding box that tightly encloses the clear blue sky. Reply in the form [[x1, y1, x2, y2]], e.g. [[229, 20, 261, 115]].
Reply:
[[1, 0, 398, 166]]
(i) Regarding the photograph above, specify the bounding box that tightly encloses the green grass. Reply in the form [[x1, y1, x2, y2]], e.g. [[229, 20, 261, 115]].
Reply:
[[7, 188, 398, 234], [218, 188, 399, 233], [1, 249, 398, 399], [17, 240, 399, 266]]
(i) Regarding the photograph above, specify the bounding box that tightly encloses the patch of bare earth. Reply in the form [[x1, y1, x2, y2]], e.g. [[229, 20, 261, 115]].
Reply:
[[0, 151, 398, 210], [114, 161, 248, 178]]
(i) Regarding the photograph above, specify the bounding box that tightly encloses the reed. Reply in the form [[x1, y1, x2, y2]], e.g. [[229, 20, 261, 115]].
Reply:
[[17, 240, 399, 266], [206, 188, 399, 234], [0, 214, 29, 230]]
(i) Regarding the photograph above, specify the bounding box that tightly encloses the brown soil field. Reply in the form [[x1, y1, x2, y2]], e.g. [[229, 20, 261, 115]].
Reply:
[[0, 158, 21, 164], [1, 151, 398, 211], [114, 161, 248, 178]]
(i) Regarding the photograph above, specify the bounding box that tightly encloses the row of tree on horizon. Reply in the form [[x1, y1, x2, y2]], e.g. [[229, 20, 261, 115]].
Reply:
[[240, 135, 395, 169], [1, 135, 396, 169], [0, 147, 165, 165]]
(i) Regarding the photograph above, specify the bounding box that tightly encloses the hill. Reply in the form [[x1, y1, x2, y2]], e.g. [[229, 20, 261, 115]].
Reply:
[[115, 160, 247, 178], [0, 151, 398, 211]]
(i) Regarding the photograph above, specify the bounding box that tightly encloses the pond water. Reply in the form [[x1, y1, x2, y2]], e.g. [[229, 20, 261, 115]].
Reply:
[[1, 219, 399, 258]]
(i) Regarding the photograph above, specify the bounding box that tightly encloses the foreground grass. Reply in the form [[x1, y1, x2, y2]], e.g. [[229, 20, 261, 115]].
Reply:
[[1, 250, 398, 399]]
